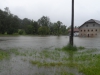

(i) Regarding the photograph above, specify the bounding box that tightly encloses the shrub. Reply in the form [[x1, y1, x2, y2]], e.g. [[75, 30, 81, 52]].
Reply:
[[62, 44, 77, 51], [18, 29, 24, 35]]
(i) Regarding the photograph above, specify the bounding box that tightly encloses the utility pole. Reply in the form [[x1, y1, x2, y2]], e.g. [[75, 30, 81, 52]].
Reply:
[[69, 0, 74, 46]]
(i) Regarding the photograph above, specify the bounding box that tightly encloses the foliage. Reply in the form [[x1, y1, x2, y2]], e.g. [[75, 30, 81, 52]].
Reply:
[[38, 26, 50, 35], [38, 16, 50, 27], [18, 29, 24, 35], [0, 7, 69, 35], [0, 7, 67, 35]]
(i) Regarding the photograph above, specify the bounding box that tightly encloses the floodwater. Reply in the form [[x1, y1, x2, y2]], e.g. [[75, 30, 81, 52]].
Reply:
[[0, 35, 100, 75], [0, 35, 100, 50]]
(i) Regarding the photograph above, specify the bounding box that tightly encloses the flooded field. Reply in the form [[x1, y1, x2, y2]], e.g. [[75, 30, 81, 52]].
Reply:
[[0, 35, 100, 50], [0, 36, 100, 75]]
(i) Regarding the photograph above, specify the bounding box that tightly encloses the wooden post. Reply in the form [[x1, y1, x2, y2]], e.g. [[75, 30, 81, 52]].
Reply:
[[69, 0, 74, 46]]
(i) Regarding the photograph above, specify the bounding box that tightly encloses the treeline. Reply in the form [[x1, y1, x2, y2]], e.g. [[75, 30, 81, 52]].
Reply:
[[0, 7, 68, 35]]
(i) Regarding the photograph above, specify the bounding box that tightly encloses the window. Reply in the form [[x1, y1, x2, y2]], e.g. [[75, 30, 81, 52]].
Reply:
[[88, 30, 89, 32], [81, 30, 82, 32], [96, 29, 97, 31], [91, 30, 93, 32], [86, 25, 88, 27], [84, 30, 86, 32]]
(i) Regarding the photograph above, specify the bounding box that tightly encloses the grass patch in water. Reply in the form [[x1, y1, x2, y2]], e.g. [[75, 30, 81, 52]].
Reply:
[[78, 46, 85, 50], [0, 50, 10, 60], [30, 60, 66, 67], [75, 54, 100, 75], [55, 71, 74, 75], [28, 47, 100, 75], [2, 47, 100, 75], [62, 44, 77, 51]]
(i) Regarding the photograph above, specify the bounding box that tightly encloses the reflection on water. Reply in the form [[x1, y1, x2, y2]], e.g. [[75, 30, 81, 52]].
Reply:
[[0, 36, 100, 50]]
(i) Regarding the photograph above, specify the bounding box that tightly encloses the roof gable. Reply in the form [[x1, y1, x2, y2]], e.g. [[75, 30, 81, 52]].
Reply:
[[84, 19, 100, 24], [94, 19, 100, 24], [79, 19, 100, 28]]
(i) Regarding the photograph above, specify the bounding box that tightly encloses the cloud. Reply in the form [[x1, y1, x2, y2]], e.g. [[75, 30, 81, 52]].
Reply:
[[0, 0, 100, 27]]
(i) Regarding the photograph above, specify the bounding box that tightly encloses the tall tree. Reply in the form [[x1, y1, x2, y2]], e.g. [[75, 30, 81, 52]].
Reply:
[[0, 9, 8, 34], [21, 18, 31, 33], [32, 21, 40, 34], [57, 21, 62, 35], [4, 7, 10, 15], [38, 16, 50, 27]]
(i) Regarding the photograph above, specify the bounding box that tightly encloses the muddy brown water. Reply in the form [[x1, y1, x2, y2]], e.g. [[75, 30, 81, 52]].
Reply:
[[0, 35, 99, 75]]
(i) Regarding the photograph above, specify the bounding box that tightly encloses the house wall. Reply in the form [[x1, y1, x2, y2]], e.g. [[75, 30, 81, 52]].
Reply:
[[79, 23, 100, 37]]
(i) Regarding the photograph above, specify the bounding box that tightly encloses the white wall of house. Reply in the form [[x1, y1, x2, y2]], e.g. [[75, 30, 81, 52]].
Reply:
[[79, 22, 100, 37]]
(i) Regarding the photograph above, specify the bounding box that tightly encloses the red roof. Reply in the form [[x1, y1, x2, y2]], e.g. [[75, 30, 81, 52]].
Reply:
[[68, 28, 79, 32]]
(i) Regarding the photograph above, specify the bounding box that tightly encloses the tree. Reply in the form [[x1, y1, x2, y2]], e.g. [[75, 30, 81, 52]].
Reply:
[[60, 25, 67, 35], [38, 16, 50, 27], [32, 21, 40, 34], [21, 18, 31, 33], [38, 26, 50, 35], [56, 21, 62, 35], [0, 9, 8, 34], [0, 7, 68, 35], [7, 15, 20, 34], [25, 25, 34, 34], [49, 22, 55, 35], [4, 7, 10, 15]]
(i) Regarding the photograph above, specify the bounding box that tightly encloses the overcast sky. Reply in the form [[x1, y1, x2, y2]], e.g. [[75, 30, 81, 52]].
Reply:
[[0, 0, 100, 27]]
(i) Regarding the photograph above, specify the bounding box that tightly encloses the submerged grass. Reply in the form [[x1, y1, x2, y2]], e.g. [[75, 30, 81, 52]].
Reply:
[[1, 46, 100, 75], [78, 46, 85, 50], [30, 60, 66, 67], [62, 44, 78, 51], [28, 46, 100, 75], [75, 54, 100, 75], [0, 50, 10, 60]]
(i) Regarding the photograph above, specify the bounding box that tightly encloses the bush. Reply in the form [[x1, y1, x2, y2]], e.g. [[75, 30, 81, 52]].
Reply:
[[18, 30, 24, 35], [62, 44, 78, 51]]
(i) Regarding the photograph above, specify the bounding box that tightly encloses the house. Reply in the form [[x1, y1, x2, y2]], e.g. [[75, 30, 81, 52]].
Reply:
[[79, 19, 100, 37], [68, 28, 79, 36]]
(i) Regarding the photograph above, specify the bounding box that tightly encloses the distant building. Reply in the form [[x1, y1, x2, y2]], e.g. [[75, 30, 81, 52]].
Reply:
[[79, 19, 100, 37], [68, 28, 79, 36]]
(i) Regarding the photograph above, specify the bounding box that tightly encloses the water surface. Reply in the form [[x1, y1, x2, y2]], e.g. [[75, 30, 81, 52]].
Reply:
[[0, 35, 99, 50]]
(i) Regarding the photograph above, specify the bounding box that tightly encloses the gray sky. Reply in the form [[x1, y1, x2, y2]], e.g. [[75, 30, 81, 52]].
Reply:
[[0, 0, 100, 27]]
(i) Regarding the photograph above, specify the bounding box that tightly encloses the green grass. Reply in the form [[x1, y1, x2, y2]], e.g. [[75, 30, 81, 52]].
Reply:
[[74, 54, 100, 75], [30, 60, 66, 67], [58, 71, 74, 75], [27, 47, 100, 75], [62, 44, 78, 51], [78, 46, 85, 50], [0, 46, 100, 75], [0, 50, 10, 60]]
